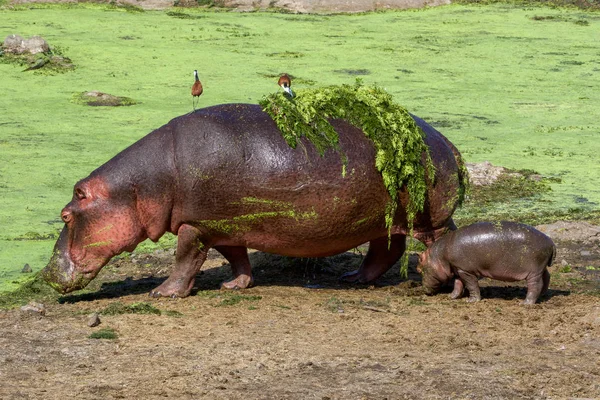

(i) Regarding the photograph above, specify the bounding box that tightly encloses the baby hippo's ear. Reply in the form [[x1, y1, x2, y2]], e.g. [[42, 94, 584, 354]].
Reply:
[[416, 252, 425, 274]]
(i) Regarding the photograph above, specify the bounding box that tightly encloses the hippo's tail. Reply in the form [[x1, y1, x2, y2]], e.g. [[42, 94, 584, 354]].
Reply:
[[438, 134, 469, 207], [548, 243, 557, 267]]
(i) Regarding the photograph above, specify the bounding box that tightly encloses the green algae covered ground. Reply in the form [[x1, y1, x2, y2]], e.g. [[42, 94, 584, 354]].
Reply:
[[1, 3, 599, 291]]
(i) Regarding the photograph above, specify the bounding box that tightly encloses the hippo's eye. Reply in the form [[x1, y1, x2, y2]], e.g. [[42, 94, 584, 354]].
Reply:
[[75, 188, 86, 200]]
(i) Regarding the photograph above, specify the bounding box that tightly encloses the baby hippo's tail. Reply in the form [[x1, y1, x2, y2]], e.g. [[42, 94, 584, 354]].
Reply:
[[548, 244, 557, 267], [541, 244, 556, 296]]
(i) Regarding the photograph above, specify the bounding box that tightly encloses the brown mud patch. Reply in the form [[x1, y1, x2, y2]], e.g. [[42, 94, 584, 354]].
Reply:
[[1, 222, 599, 399]]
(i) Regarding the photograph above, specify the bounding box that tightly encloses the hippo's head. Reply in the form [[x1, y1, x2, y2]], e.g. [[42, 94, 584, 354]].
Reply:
[[42, 176, 147, 294], [416, 248, 452, 295]]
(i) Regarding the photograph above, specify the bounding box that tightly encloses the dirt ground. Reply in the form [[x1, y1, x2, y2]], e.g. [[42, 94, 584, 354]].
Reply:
[[1, 221, 599, 400]]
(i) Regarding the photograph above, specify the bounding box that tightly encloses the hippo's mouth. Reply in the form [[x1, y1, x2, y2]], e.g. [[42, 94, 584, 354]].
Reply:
[[41, 251, 98, 294]]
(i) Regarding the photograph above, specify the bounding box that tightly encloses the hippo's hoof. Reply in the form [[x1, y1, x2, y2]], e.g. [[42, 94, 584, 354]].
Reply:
[[339, 270, 363, 283], [149, 290, 183, 299], [521, 299, 537, 306], [466, 296, 481, 303], [221, 275, 254, 290]]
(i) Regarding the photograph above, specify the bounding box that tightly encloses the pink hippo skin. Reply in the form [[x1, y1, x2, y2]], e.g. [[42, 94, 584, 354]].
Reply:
[[42, 104, 467, 298], [417, 221, 556, 305]]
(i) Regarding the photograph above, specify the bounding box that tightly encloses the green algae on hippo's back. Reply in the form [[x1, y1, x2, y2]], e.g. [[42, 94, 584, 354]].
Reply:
[[259, 80, 437, 239]]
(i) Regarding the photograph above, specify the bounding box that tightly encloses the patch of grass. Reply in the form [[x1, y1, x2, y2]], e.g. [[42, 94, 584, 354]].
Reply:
[[88, 327, 118, 340], [453, 168, 568, 225], [468, 174, 551, 205], [163, 309, 184, 317], [0, 47, 74, 74], [100, 301, 162, 315], [407, 297, 429, 306], [455, 0, 600, 11], [197, 0, 217, 6], [214, 293, 262, 307], [333, 69, 371, 75], [266, 51, 305, 58], [0, 273, 59, 309], [11, 231, 58, 241], [559, 265, 573, 273], [110, 2, 144, 13], [325, 296, 344, 312], [166, 11, 207, 19]]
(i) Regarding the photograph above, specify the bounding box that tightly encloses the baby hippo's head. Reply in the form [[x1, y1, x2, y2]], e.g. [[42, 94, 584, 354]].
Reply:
[[417, 248, 452, 295]]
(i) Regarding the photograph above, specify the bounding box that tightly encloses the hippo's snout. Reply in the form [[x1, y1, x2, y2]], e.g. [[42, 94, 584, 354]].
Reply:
[[42, 229, 94, 294], [42, 249, 93, 294]]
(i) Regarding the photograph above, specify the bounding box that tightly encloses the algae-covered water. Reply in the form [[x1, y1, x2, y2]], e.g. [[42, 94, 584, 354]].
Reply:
[[0, 3, 599, 291]]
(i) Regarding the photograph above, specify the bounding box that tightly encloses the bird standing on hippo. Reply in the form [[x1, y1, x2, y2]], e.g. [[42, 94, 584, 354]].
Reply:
[[278, 73, 294, 98], [42, 102, 466, 298]]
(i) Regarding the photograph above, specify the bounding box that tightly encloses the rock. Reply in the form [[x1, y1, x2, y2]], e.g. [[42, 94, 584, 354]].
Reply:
[[3, 34, 24, 52], [22, 36, 50, 55], [465, 161, 507, 186], [87, 313, 101, 327], [21, 264, 32, 273], [536, 221, 600, 242], [3, 34, 49, 55], [76, 91, 137, 107], [580, 250, 592, 257], [20, 301, 46, 316]]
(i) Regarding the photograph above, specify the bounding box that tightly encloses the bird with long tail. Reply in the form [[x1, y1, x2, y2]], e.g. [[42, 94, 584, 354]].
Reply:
[[191, 70, 203, 110]]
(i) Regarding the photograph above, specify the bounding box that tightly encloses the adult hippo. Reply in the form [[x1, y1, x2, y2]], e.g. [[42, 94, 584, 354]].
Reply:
[[42, 103, 466, 297]]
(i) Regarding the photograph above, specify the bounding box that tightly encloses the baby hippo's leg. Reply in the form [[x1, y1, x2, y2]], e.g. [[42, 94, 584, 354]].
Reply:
[[456, 270, 481, 302], [449, 278, 465, 300], [523, 269, 550, 305]]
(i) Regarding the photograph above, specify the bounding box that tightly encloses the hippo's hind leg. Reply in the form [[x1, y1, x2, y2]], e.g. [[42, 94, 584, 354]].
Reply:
[[339, 234, 406, 283], [216, 246, 254, 290], [150, 224, 208, 298], [523, 269, 550, 305]]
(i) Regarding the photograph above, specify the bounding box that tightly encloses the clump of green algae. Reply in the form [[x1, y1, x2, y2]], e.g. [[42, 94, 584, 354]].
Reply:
[[0, 272, 60, 309], [260, 80, 435, 241]]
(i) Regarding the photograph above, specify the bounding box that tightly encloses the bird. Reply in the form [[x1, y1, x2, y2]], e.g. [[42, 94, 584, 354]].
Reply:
[[191, 70, 203, 110], [278, 73, 294, 98]]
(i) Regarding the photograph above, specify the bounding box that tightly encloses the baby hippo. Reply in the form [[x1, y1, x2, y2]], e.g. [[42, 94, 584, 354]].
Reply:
[[417, 221, 555, 305]]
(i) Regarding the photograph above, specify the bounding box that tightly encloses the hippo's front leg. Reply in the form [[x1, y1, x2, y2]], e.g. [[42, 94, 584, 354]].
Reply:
[[456, 270, 481, 303], [150, 224, 208, 298], [449, 278, 465, 300], [215, 246, 254, 290]]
